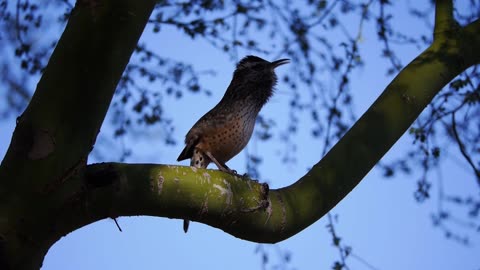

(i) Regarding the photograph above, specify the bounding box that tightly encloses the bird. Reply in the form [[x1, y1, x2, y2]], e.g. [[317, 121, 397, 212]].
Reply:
[[177, 55, 289, 232]]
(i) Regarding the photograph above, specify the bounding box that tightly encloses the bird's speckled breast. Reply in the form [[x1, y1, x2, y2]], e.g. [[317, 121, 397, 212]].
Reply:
[[196, 104, 259, 163]]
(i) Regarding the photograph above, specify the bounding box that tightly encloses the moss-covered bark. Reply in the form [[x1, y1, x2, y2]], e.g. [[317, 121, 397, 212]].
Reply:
[[0, 0, 478, 269]]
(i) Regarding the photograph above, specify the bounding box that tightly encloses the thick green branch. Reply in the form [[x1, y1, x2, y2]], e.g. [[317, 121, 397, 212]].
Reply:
[[277, 19, 480, 239], [56, 164, 271, 240]]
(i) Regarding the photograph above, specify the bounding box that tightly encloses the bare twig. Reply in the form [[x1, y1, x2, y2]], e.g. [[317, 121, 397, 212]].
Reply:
[[450, 112, 480, 186]]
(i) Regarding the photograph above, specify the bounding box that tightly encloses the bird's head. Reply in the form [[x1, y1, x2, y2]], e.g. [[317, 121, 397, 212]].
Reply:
[[235, 55, 289, 79], [228, 55, 289, 104]]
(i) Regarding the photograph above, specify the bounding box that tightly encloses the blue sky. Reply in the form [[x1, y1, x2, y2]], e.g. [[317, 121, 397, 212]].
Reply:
[[1, 1, 479, 269]]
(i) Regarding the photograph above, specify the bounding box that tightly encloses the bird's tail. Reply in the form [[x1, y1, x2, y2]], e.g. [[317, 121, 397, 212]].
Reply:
[[183, 148, 211, 233]]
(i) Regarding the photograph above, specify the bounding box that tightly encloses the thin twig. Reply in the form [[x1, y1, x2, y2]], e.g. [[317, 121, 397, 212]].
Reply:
[[327, 213, 350, 270], [113, 218, 123, 232], [350, 252, 381, 270], [450, 112, 480, 186]]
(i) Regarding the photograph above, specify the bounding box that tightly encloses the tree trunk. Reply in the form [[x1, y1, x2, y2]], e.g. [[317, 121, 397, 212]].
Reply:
[[0, 1, 156, 269]]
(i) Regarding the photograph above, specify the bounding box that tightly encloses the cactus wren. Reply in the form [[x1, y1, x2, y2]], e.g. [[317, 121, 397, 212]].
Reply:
[[177, 55, 289, 232]]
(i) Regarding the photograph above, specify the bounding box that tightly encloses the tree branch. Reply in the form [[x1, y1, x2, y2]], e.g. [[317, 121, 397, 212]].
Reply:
[[434, 0, 456, 40]]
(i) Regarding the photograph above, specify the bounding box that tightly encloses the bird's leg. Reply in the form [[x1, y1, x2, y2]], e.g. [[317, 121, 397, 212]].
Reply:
[[219, 163, 238, 175], [203, 151, 237, 175]]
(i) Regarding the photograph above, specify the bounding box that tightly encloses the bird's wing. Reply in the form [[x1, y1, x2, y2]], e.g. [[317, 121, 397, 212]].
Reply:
[[177, 105, 229, 161]]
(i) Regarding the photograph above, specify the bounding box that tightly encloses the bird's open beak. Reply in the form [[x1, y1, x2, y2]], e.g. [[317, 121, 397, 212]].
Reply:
[[271, 58, 290, 69]]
